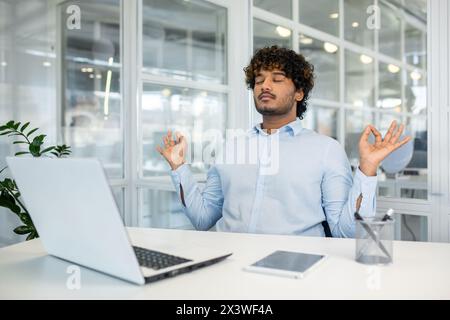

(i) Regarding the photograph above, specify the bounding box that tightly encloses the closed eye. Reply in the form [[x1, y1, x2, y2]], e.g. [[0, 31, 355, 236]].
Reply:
[[255, 77, 264, 85], [273, 75, 286, 82]]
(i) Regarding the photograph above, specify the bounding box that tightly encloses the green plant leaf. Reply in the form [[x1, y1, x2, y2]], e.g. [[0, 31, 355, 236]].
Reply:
[[0, 166, 6, 174], [15, 151, 30, 156], [18, 212, 31, 225], [3, 178, 15, 190], [14, 225, 32, 235], [31, 135, 46, 146], [40, 146, 55, 154], [13, 122, 21, 130], [0, 194, 21, 214], [6, 120, 15, 127], [20, 122, 30, 132], [26, 128, 39, 137], [26, 230, 38, 240], [0, 131, 14, 136], [13, 141, 28, 144], [29, 145, 40, 156]]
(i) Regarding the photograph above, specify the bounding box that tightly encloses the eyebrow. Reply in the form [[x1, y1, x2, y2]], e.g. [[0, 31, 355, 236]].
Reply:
[[255, 71, 286, 77]]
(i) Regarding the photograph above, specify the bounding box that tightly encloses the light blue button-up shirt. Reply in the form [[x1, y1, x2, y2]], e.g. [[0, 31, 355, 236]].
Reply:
[[170, 117, 377, 238]]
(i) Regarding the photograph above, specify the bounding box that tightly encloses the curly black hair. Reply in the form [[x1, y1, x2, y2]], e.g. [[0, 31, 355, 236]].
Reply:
[[244, 46, 315, 120]]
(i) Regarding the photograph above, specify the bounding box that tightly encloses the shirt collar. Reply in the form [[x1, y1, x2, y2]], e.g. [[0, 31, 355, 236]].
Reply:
[[251, 117, 303, 136]]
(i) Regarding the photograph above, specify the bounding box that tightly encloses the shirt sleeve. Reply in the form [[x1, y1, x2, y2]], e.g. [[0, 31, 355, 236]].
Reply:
[[321, 139, 378, 238], [170, 164, 224, 231]]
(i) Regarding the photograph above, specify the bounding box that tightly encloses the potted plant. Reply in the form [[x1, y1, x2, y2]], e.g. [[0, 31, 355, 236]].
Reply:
[[0, 120, 71, 240]]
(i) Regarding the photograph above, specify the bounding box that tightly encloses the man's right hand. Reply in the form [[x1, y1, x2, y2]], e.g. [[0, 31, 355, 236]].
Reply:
[[156, 130, 187, 171]]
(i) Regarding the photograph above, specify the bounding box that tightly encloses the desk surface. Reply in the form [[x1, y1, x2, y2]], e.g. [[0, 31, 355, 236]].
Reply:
[[1, 227, 450, 299]]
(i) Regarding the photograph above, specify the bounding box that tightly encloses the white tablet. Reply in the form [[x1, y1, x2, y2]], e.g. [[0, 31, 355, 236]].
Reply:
[[244, 250, 326, 279]]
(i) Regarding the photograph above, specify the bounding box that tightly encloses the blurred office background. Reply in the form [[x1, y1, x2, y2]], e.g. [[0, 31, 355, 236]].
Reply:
[[1, 0, 448, 246]]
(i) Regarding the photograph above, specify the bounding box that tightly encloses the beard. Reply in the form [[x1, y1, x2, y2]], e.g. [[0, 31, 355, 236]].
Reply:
[[254, 93, 296, 116]]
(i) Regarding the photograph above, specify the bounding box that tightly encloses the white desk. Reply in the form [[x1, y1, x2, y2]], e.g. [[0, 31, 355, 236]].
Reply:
[[1, 227, 450, 299]]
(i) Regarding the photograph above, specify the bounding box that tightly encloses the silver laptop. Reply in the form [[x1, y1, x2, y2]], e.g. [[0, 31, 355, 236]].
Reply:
[[6, 157, 232, 285]]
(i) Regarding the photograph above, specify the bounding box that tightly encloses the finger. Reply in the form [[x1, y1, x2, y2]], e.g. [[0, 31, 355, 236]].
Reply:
[[393, 135, 412, 149], [167, 130, 175, 146], [389, 123, 404, 144], [383, 120, 397, 144], [156, 146, 163, 154], [369, 125, 382, 144], [175, 131, 183, 144], [360, 125, 372, 143], [163, 135, 169, 146], [177, 131, 187, 144], [389, 136, 411, 152]]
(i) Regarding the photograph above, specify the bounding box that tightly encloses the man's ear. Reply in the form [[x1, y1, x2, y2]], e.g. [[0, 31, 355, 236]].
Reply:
[[295, 89, 304, 102]]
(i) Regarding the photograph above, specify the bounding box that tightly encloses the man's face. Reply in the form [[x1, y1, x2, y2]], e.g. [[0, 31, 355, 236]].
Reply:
[[253, 68, 303, 116]]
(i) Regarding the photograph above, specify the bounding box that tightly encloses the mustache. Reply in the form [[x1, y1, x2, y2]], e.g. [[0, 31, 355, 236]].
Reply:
[[258, 92, 276, 100]]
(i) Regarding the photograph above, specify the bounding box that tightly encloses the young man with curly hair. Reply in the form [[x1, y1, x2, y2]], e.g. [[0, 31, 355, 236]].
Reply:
[[157, 46, 410, 238]]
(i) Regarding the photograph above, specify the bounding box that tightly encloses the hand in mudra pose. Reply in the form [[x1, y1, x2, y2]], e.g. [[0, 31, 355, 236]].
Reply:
[[358, 120, 412, 176], [156, 130, 188, 171]]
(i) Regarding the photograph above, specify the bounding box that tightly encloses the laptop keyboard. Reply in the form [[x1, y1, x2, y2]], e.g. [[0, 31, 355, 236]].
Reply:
[[133, 246, 192, 270]]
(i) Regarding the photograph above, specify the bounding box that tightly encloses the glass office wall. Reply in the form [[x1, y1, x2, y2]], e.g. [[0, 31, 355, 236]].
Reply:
[[139, 0, 228, 229], [60, 0, 123, 179], [253, 19, 292, 52], [0, 0, 125, 247], [300, 35, 339, 102], [299, 0, 339, 36], [0, 0, 59, 246]]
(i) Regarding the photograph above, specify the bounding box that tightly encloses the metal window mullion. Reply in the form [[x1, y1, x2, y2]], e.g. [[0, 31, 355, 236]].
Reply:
[[400, 13, 407, 118], [122, 0, 139, 227], [141, 74, 229, 93], [292, 0, 299, 51], [374, 0, 379, 112], [55, 3, 63, 146], [339, 0, 345, 146], [428, 0, 441, 241], [253, 6, 297, 30]]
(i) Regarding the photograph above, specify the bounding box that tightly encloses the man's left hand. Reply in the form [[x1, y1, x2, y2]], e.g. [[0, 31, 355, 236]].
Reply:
[[358, 120, 412, 176]]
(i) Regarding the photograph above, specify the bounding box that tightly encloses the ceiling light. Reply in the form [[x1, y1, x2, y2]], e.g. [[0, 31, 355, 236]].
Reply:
[[89, 74, 95, 79], [162, 88, 171, 97], [387, 64, 400, 73], [86, 67, 94, 73], [96, 74, 102, 79], [276, 26, 291, 38], [380, 98, 402, 108], [360, 54, 373, 64], [299, 35, 313, 45], [329, 13, 339, 19], [410, 70, 422, 80], [1, 61, 7, 67], [352, 22, 359, 27], [323, 42, 338, 53], [353, 100, 364, 107], [43, 61, 51, 67]]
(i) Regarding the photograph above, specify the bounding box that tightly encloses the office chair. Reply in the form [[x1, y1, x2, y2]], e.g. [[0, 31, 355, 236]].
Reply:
[[322, 220, 332, 238]]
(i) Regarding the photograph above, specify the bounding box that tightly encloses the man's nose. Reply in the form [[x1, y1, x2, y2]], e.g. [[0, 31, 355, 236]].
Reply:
[[261, 78, 272, 91]]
